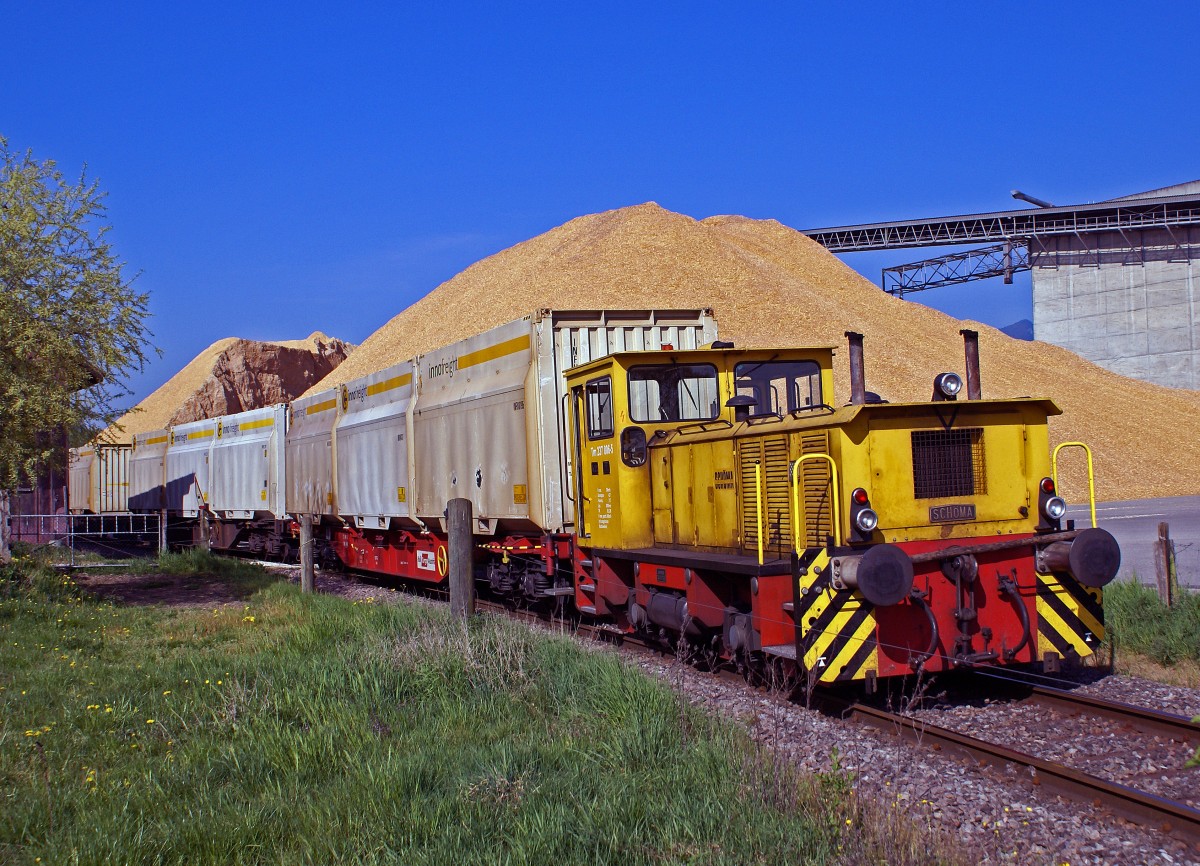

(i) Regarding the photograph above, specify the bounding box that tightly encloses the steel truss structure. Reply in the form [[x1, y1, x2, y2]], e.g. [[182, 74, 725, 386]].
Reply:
[[805, 193, 1200, 253], [882, 242, 1031, 296]]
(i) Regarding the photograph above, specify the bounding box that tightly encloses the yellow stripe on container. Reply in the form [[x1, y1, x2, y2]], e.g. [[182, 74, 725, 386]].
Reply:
[[366, 373, 412, 396], [458, 335, 531, 370], [305, 399, 337, 415], [239, 418, 275, 431]]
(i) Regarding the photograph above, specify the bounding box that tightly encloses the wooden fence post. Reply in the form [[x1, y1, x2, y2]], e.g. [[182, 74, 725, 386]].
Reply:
[[300, 514, 314, 593], [0, 490, 11, 566], [448, 498, 475, 619], [1154, 522, 1176, 607], [158, 509, 168, 555]]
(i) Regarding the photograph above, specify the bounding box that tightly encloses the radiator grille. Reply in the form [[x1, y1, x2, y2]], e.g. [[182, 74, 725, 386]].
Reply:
[[796, 433, 833, 548], [911, 428, 985, 499], [739, 435, 792, 553]]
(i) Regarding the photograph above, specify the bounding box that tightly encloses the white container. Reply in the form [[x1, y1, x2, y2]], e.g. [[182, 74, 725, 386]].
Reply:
[[209, 404, 288, 519], [286, 388, 340, 516], [68, 447, 94, 513], [334, 362, 415, 530], [129, 430, 170, 512], [165, 418, 218, 516]]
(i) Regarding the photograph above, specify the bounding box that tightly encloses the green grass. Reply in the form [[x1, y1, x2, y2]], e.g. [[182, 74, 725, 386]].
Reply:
[[0, 550, 953, 865], [1104, 579, 1200, 666]]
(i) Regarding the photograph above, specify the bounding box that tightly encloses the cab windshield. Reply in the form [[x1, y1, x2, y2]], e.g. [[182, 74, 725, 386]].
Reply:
[[628, 364, 720, 423], [734, 360, 822, 416]]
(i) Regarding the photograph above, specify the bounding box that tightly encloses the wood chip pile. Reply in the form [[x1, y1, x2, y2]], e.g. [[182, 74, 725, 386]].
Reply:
[[112, 332, 352, 438], [303, 202, 1192, 501]]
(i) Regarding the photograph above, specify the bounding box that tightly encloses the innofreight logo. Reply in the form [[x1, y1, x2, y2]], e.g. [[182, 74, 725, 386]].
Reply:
[[427, 357, 458, 380]]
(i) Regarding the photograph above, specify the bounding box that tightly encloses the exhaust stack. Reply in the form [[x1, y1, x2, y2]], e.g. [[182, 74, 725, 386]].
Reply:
[[845, 331, 866, 405], [960, 329, 981, 400]]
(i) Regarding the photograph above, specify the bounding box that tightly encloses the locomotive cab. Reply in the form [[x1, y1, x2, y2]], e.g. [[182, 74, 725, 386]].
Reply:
[[565, 345, 836, 552]]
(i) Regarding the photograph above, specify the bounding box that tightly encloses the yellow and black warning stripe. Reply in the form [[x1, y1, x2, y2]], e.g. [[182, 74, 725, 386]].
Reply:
[[793, 548, 878, 683], [1036, 570, 1104, 661]]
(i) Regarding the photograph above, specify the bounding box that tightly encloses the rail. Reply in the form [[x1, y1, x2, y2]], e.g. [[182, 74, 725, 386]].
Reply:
[[1023, 683, 1200, 744], [790, 453, 841, 549], [827, 697, 1200, 846], [1052, 441, 1097, 528]]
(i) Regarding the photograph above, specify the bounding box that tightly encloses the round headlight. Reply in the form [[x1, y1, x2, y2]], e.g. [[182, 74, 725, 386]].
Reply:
[[935, 372, 964, 397], [855, 508, 879, 532], [1043, 496, 1066, 520]]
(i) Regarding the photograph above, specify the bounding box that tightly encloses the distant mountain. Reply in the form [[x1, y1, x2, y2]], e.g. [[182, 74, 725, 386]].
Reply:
[[1000, 319, 1034, 341]]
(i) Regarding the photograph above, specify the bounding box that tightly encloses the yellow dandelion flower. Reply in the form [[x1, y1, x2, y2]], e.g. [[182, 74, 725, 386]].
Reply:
[[146, 719, 155, 724], [162, 690, 172, 696]]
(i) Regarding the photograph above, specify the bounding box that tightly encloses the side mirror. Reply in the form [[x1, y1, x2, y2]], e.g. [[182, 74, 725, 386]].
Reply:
[[620, 426, 648, 467]]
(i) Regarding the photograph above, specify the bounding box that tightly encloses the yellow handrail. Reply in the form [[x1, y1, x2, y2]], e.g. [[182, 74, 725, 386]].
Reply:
[[790, 453, 841, 549], [1052, 441, 1096, 529], [754, 460, 764, 565]]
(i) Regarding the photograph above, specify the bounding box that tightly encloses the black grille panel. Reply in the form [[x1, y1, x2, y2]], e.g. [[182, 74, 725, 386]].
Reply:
[[911, 429, 985, 499]]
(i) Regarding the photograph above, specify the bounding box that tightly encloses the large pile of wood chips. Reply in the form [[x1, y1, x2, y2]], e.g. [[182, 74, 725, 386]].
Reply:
[[305, 202, 1193, 501]]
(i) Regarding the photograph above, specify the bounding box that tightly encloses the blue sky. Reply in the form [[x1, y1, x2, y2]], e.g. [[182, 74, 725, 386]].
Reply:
[[5, 2, 1197, 404]]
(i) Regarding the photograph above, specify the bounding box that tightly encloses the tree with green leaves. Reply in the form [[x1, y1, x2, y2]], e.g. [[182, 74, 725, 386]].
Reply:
[[0, 136, 154, 492]]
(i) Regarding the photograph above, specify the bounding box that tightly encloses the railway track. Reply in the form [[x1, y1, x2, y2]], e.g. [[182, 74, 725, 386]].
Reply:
[[822, 686, 1200, 847]]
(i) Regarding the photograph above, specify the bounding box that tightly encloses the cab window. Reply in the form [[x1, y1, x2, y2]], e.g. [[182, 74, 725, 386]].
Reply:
[[585, 377, 614, 439], [734, 360, 822, 416], [628, 364, 719, 423]]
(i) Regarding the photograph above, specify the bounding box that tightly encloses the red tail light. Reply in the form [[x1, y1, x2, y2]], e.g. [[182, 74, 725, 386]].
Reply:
[[852, 487, 870, 505], [1040, 477, 1055, 494]]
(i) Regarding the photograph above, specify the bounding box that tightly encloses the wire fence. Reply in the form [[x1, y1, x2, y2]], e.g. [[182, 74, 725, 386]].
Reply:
[[7, 512, 164, 566]]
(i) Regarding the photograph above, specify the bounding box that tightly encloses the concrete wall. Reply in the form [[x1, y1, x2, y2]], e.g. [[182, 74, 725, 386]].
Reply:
[[1032, 227, 1200, 387]]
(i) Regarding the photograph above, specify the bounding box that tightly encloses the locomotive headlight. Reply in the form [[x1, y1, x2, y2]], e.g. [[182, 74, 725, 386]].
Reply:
[[855, 508, 879, 533], [934, 372, 964, 398], [1042, 496, 1067, 520]]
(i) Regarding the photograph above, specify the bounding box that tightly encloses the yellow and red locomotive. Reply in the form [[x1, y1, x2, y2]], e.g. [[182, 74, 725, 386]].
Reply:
[[562, 328, 1117, 686], [81, 309, 1117, 686]]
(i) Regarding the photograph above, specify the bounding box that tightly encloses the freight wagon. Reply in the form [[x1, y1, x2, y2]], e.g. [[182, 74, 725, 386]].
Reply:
[[125, 404, 291, 556]]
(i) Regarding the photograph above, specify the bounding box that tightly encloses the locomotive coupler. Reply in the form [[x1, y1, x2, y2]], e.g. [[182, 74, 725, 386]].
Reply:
[[997, 569, 1032, 660], [907, 586, 939, 667], [941, 554, 982, 662]]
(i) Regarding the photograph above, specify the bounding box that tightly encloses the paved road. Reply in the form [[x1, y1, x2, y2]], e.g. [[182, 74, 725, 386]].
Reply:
[[1064, 496, 1200, 589]]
